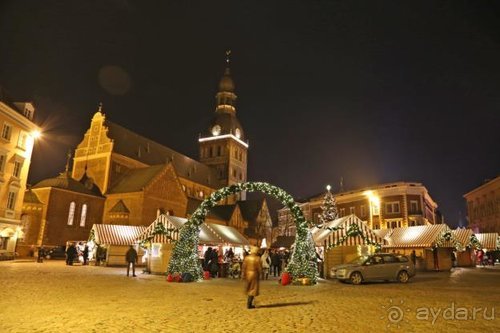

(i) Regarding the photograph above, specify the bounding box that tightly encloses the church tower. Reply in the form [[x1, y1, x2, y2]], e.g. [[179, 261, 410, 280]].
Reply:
[[199, 51, 248, 201]]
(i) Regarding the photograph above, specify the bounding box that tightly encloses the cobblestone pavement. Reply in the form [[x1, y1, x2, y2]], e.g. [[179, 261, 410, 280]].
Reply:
[[1, 260, 499, 333]]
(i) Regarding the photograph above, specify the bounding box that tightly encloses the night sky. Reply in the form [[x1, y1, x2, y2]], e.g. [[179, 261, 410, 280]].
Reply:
[[1, 1, 499, 226]]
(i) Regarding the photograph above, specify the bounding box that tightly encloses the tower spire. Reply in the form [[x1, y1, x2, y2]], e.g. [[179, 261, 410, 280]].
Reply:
[[225, 49, 231, 65], [65, 150, 72, 173]]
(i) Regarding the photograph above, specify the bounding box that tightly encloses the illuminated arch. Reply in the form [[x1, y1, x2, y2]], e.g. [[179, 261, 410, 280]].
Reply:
[[167, 182, 318, 283]]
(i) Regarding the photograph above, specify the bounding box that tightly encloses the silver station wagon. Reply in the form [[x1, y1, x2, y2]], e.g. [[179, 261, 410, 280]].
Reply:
[[333, 253, 416, 285]]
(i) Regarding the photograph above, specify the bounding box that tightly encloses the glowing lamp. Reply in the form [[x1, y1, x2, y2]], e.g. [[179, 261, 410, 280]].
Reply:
[[31, 130, 41, 139]]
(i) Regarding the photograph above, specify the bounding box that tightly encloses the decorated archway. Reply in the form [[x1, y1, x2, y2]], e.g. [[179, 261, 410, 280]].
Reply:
[[167, 182, 318, 283]]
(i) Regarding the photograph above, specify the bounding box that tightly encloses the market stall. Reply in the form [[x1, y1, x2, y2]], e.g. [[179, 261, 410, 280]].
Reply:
[[89, 224, 146, 266], [452, 228, 478, 267], [137, 214, 250, 275], [383, 224, 460, 271], [311, 214, 384, 278]]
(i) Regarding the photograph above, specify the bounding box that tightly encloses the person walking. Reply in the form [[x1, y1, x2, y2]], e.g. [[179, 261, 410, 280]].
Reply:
[[83, 245, 89, 265], [260, 249, 271, 280], [271, 250, 282, 277], [37, 246, 46, 263], [125, 245, 138, 277], [242, 246, 262, 309], [66, 243, 78, 265]]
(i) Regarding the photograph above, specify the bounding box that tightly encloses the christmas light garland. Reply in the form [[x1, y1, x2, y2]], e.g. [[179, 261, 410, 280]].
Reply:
[[434, 230, 464, 252], [167, 182, 318, 283], [139, 222, 178, 248], [326, 223, 382, 251], [469, 234, 482, 250]]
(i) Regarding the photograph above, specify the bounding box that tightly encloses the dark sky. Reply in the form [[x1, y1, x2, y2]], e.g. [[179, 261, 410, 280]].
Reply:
[[1, 1, 499, 227]]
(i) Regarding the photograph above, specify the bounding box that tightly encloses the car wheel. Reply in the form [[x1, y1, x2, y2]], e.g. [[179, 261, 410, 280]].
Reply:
[[397, 270, 409, 283], [350, 272, 363, 285]]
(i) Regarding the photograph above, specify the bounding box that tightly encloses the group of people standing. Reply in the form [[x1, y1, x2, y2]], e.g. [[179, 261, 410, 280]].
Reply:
[[65, 242, 89, 265]]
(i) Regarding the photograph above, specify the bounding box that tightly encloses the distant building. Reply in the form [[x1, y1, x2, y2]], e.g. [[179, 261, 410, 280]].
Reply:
[[0, 96, 39, 254], [464, 176, 500, 233], [278, 182, 440, 236], [22, 59, 258, 247]]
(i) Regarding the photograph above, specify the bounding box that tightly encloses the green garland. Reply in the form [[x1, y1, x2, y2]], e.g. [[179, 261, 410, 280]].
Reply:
[[326, 223, 382, 251], [469, 234, 482, 250], [167, 182, 318, 283], [434, 230, 464, 252], [139, 222, 178, 249]]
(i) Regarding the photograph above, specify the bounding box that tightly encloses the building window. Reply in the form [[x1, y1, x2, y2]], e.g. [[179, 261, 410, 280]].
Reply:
[[1, 123, 12, 141], [372, 204, 380, 216], [13, 161, 22, 178], [360, 205, 366, 217], [80, 204, 87, 227], [386, 202, 400, 214], [67, 202, 76, 225], [389, 220, 402, 228], [17, 132, 28, 150], [339, 208, 345, 217], [349, 207, 355, 215], [410, 200, 419, 213], [232, 168, 237, 178], [239, 151, 243, 161], [0, 154, 6, 173], [373, 224, 380, 230], [6, 191, 16, 210]]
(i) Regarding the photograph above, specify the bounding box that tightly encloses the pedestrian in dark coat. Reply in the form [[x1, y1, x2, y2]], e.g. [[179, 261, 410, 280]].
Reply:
[[125, 245, 138, 277], [66, 243, 78, 265], [37, 246, 46, 263], [83, 245, 89, 265], [271, 251, 282, 277]]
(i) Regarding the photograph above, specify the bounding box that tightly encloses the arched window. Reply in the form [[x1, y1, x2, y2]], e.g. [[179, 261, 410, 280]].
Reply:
[[80, 204, 88, 227], [67, 202, 75, 225]]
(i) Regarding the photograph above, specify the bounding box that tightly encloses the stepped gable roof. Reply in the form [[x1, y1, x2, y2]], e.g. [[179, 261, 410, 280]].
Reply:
[[105, 121, 220, 189], [108, 164, 165, 194], [207, 204, 236, 221], [237, 199, 263, 222], [33, 171, 103, 197], [109, 200, 130, 213], [23, 189, 42, 204]]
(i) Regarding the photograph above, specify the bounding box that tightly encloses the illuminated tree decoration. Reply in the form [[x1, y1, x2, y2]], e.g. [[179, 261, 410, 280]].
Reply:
[[167, 182, 318, 283], [317, 185, 338, 227]]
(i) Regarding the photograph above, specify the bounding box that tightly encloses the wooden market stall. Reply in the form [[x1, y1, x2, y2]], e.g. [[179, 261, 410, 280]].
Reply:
[[383, 224, 460, 271], [89, 224, 146, 266], [311, 214, 384, 278], [452, 228, 478, 267], [475, 233, 499, 251], [138, 214, 250, 275]]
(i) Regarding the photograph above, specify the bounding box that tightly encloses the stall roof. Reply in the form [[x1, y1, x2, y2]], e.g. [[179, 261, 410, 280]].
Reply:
[[91, 224, 146, 246], [311, 215, 384, 247], [475, 233, 499, 250], [383, 224, 451, 248], [452, 228, 474, 248], [205, 223, 250, 246], [138, 215, 249, 246]]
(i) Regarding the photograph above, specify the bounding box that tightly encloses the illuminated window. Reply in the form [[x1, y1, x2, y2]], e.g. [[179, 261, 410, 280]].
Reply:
[[0, 154, 6, 172], [1, 123, 12, 141], [372, 204, 380, 216], [199, 191, 204, 198], [410, 200, 419, 213], [386, 202, 400, 214], [6, 191, 16, 210], [13, 161, 22, 178], [67, 202, 75, 225], [80, 204, 87, 227], [152, 244, 161, 257], [17, 132, 28, 150]]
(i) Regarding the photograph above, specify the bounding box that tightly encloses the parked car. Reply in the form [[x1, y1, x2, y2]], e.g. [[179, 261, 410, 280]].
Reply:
[[45, 246, 66, 260], [333, 253, 415, 285]]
